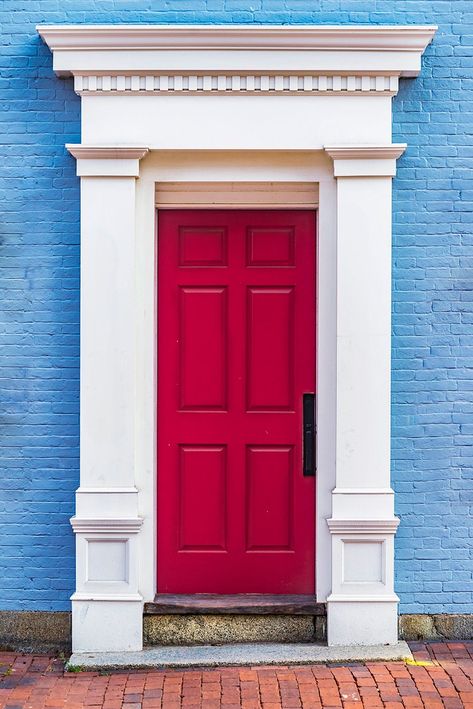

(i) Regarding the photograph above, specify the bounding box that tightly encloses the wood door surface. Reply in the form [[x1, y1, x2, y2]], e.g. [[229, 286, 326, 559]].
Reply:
[[157, 210, 316, 593]]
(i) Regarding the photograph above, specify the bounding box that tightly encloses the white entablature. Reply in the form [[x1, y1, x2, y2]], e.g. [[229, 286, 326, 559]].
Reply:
[[38, 23, 436, 150], [38, 24, 436, 98], [40, 22, 434, 98]]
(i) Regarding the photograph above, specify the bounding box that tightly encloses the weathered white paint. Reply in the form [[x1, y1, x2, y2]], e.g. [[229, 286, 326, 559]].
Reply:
[[38, 24, 436, 652]]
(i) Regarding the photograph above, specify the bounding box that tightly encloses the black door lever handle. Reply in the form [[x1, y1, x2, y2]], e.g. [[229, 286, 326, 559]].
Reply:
[[303, 393, 316, 477]]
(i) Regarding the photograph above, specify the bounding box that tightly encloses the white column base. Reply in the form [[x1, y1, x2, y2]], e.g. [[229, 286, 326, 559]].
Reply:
[[326, 505, 400, 646], [327, 599, 399, 646], [72, 598, 143, 652], [71, 489, 144, 653]]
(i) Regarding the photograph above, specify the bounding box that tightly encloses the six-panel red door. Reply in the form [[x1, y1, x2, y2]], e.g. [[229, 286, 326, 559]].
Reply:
[[157, 210, 316, 593]]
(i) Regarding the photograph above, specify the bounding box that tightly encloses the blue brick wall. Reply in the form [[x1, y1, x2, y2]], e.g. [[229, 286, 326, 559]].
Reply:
[[0, 1, 471, 613]]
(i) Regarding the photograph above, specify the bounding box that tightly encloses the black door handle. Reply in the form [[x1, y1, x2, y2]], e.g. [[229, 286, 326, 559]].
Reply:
[[303, 393, 316, 477]]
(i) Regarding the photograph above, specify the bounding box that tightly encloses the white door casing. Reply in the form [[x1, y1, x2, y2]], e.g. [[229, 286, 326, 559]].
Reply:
[[38, 24, 436, 652]]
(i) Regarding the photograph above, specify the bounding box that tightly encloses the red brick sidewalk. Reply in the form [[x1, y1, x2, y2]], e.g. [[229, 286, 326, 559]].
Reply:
[[0, 642, 473, 708]]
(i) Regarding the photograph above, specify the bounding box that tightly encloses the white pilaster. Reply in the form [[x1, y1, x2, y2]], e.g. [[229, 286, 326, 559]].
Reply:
[[324, 145, 405, 646], [68, 146, 149, 653]]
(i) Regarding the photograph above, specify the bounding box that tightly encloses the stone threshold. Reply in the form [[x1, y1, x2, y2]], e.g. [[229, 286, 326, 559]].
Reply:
[[68, 641, 412, 670], [144, 594, 325, 616]]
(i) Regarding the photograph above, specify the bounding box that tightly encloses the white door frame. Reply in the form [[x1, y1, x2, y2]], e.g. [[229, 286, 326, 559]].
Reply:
[[37, 23, 436, 652]]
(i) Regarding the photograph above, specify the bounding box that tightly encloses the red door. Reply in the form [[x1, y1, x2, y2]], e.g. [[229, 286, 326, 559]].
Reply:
[[157, 210, 316, 593]]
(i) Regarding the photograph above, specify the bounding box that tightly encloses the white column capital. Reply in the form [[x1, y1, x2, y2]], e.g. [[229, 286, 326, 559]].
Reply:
[[66, 144, 149, 177], [324, 144, 406, 177]]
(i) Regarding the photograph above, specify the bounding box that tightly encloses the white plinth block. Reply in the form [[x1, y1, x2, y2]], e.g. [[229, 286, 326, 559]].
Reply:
[[328, 601, 399, 647], [72, 599, 143, 653]]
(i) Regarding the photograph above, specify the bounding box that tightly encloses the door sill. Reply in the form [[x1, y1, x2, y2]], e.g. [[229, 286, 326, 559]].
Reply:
[[144, 594, 325, 616]]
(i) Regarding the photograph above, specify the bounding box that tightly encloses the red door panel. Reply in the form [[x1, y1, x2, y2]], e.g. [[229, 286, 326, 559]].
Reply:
[[157, 210, 316, 593]]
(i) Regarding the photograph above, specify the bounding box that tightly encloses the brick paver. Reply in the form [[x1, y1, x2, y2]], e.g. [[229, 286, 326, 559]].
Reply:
[[0, 642, 473, 708]]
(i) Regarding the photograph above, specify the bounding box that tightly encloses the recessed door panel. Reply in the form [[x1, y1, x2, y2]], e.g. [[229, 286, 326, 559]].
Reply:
[[247, 227, 295, 267], [179, 286, 227, 411], [246, 445, 293, 551], [157, 209, 316, 593], [179, 445, 227, 551], [246, 287, 295, 412], [179, 226, 227, 267]]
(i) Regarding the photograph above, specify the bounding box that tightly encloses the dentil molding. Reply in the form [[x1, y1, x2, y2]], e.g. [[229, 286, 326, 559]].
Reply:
[[73, 73, 400, 96]]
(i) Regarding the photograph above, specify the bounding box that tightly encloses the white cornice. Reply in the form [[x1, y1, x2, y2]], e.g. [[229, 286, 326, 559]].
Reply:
[[66, 145, 149, 160], [66, 145, 150, 176], [37, 24, 437, 52], [324, 144, 407, 177], [37, 24, 436, 80], [325, 144, 407, 160]]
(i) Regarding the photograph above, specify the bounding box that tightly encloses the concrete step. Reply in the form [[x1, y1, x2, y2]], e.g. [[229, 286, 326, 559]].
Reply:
[[68, 641, 413, 671]]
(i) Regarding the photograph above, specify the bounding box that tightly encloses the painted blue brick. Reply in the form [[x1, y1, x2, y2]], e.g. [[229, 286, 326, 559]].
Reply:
[[0, 0, 472, 614]]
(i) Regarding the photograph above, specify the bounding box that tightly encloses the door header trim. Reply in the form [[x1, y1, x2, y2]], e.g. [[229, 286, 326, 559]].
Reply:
[[155, 181, 319, 209]]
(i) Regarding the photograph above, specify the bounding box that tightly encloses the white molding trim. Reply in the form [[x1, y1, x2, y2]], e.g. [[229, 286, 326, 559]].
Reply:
[[71, 593, 143, 602], [324, 144, 407, 177], [66, 145, 149, 160], [71, 517, 144, 534], [37, 24, 437, 54], [77, 487, 139, 494], [37, 24, 436, 79], [327, 519, 400, 535], [324, 144, 407, 161], [332, 487, 394, 496], [155, 181, 319, 209], [73, 74, 400, 96], [328, 594, 400, 603], [65, 145, 150, 177]]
